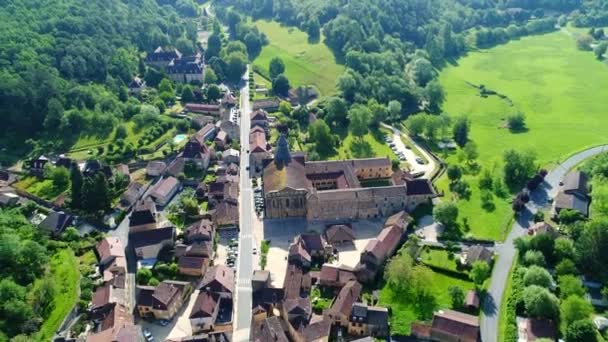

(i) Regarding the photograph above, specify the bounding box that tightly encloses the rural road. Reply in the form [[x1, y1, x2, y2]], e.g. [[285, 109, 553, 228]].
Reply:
[[233, 66, 254, 342], [380, 122, 437, 178], [481, 144, 608, 342]]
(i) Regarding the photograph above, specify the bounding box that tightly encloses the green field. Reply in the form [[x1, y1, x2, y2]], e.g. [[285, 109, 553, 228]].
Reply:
[[420, 247, 467, 274], [379, 270, 475, 335], [332, 129, 398, 161], [35, 249, 79, 342], [253, 20, 344, 96], [438, 30, 608, 240]]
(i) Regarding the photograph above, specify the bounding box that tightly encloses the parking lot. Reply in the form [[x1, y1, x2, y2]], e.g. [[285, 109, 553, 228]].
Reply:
[[139, 289, 199, 341], [216, 228, 239, 269]]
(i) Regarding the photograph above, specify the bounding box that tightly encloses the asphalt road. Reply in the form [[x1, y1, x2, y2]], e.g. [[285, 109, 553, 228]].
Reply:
[[381, 122, 436, 178], [480, 144, 608, 342], [233, 67, 254, 342]]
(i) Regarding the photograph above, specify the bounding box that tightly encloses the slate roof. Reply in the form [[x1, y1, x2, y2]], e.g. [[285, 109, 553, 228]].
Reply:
[[149, 176, 179, 201], [38, 211, 73, 234], [563, 171, 589, 196], [350, 303, 389, 328], [554, 192, 589, 216], [463, 245, 493, 265], [406, 179, 436, 196], [129, 198, 157, 227], [130, 227, 174, 249]]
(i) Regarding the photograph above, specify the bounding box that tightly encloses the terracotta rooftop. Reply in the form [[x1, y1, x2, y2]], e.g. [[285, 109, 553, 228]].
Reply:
[[431, 309, 479, 342], [329, 280, 362, 316], [96, 237, 125, 264], [325, 224, 355, 244], [189, 290, 220, 319], [250, 316, 289, 342], [149, 176, 179, 200], [201, 265, 234, 294]]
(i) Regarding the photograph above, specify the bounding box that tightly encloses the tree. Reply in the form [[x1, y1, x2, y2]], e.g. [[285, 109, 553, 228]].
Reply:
[[337, 71, 357, 101], [448, 286, 465, 309], [576, 35, 593, 51], [368, 99, 387, 126], [523, 265, 553, 288], [558, 209, 585, 224], [70, 163, 83, 209], [348, 105, 372, 140], [244, 32, 262, 58], [447, 165, 462, 183], [61, 227, 79, 242], [406, 114, 428, 137], [479, 168, 493, 190], [566, 319, 598, 342], [523, 285, 559, 319], [307, 17, 320, 42], [206, 84, 221, 102], [409, 57, 436, 86], [561, 295, 594, 327], [137, 268, 152, 285], [279, 101, 292, 116], [556, 259, 578, 276], [48, 166, 69, 190], [384, 252, 414, 291], [523, 250, 546, 267], [576, 219, 608, 281], [158, 78, 174, 94], [181, 85, 195, 103], [595, 41, 608, 59], [503, 149, 537, 189], [43, 98, 64, 131], [269, 57, 285, 80], [463, 141, 478, 164], [324, 97, 348, 126], [206, 33, 222, 60], [559, 275, 586, 299], [426, 80, 445, 112], [433, 201, 458, 227], [387, 100, 402, 123], [204, 68, 218, 84], [226, 52, 248, 83], [554, 237, 575, 261], [452, 116, 470, 147], [308, 119, 334, 156], [507, 112, 526, 132], [470, 261, 491, 286], [82, 173, 111, 213], [272, 74, 290, 96]]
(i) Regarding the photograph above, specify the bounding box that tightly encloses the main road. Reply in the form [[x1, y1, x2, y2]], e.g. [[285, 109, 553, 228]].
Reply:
[[233, 66, 254, 341], [481, 144, 608, 342]]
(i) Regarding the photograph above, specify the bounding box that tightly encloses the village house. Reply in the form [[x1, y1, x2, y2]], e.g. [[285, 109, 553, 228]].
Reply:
[[220, 120, 240, 141], [283, 264, 311, 300], [145, 46, 181, 68], [251, 270, 271, 292], [129, 198, 159, 232], [253, 98, 280, 112], [128, 77, 146, 95], [249, 126, 271, 174], [250, 316, 289, 342], [294, 232, 332, 258], [178, 256, 209, 277], [200, 265, 234, 294], [528, 221, 558, 238], [222, 148, 240, 165], [91, 283, 127, 318], [184, 218, 215, 242], [430, 309, 480, 342], [251, 109, 269, 129], [95, 237, 127, 282], [119, 182, 144, 210], [185, 103, 222, 116], [148, 176, 180, 206], [29, 155, 49, 175], [553, 171, 590, 218], [214, 130, 228, 150], [212, 198, 239, 228], [189, 289, 233, 334], [326, 280, 362, 327], [347, 302, 390, 338], [318, 264, 357, 288], [146, 161, 167, 178], [130, 226, 175, 260], [288, 240, 312, 269], [325, 224, 355, 245], [221, 92, 237, 107], [460, 245, 493, 267], [137, 280, 192, 320], [87, 303, 141, 342], [38, 210, 73, 236]]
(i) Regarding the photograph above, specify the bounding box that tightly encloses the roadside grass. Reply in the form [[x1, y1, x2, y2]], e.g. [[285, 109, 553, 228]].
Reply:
[[438, 30, 608, 240], [379, 270, 476, 336], [252, 72, 272, 100], [498, 258, 517, 342], [252, 20, 344, 96], [35, 249, 79, 342]]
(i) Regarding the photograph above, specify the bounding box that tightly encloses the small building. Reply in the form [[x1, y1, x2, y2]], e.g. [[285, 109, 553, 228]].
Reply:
[[250, 316, 289, 342], [252, 99, 280, 112], [222, 149, 240, 165], [137, 280, 191, 320], [295, 232, 332, 258], [200, 265, 234, 294], [128, 77, 146, 95], [288, 241, 312, 269], [38, 211, 73, 236], [212, 199, 239, 228], [96, 237, 125, 269], [214, 130, 228, 150], [460, 245, 493, 267], [29, 155, 49, 175], [185, 103, 221, 116], [553, 171, 590, 218], [178, 256, 209, 277], [83, 160, 112, 178], [130, 227, 175, 260], [252, 270, 270, 292], [347, 302, 390, 338], [528, 221, 558, 238], [189, 289, 233, 334], [325, 224, 355, 245], [184, 219, 215, 243], [146, 161, 167, 178], [119, 182, 144, 210], [326, 280, 362, 327], [0, 192, 19, 208], [318, 264, 356, 288], [129, 198, 159, 232], [149, 176, 180, 207], [430, 309, 480, 342], [465, 290, 480, 311]]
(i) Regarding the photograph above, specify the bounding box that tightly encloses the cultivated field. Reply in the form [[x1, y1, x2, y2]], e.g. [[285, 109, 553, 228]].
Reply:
[[252, 20, 344, 96], [437, 30, 608, 240]]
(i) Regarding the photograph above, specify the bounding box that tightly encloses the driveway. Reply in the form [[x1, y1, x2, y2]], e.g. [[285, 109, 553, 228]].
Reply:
[[481, 144, 608, 342], [140, 290, 197, 341], [381, 123, 437, 178], [414, 215, 444, 242]]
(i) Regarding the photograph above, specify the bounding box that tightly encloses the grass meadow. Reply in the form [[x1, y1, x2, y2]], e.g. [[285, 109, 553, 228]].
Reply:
[[252, 20, 344, 96], [437, 30, 608, 240]]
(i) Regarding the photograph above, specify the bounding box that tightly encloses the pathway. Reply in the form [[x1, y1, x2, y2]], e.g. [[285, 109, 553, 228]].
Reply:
[[481, 144, 608, 342]]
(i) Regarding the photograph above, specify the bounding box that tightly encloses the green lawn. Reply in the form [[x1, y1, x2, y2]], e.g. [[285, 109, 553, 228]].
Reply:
[[253, 20, 344, 96], [379, 270, 475, 336], [14, 177, 67, 201], [332, 129, 397, 161], [35, 249, 79, 342], [438, 30, 608, 240], [420, 247, 466, 274]]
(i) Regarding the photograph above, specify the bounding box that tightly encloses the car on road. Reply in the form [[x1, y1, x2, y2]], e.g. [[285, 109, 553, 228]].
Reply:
[[406, 145, 411, 149], [415, 157, 425, 164], [143, 329, 154, 342], [389, 143, 396, 147], [158, 319, 169, 326], [400, 156, 407, 161]]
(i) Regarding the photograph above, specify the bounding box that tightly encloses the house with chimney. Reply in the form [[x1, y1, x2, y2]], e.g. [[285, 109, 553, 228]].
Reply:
[[129, 198, 159, 232], [189, 289, 233, 335], [553, 171, 591, 218], [86, 303, 142, 342]]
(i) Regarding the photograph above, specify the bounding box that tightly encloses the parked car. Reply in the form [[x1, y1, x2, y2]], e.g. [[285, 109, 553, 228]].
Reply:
[[159, 319, 169, 326], [143, 329, 154, 342], [415, 157, 425, 164]]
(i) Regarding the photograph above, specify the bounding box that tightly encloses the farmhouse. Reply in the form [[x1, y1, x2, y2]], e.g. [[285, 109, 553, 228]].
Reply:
[[129, 198, 159, 232], [460, 245, 493, 267], [262, 136, 435, 221], [553, 171, 590, 218], [430, 309, 480, 342]]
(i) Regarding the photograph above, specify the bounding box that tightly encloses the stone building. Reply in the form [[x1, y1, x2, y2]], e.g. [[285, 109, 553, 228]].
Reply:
[[262, 135, 436, 221]]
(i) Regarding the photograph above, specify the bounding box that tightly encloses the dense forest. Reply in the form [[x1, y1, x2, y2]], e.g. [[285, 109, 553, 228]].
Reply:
[[0, 0, 200, 158], [216, 0, 606, 115]]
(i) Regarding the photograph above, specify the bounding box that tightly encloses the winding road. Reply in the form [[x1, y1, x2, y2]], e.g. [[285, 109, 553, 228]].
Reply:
[[481, 145, 608, 342]]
